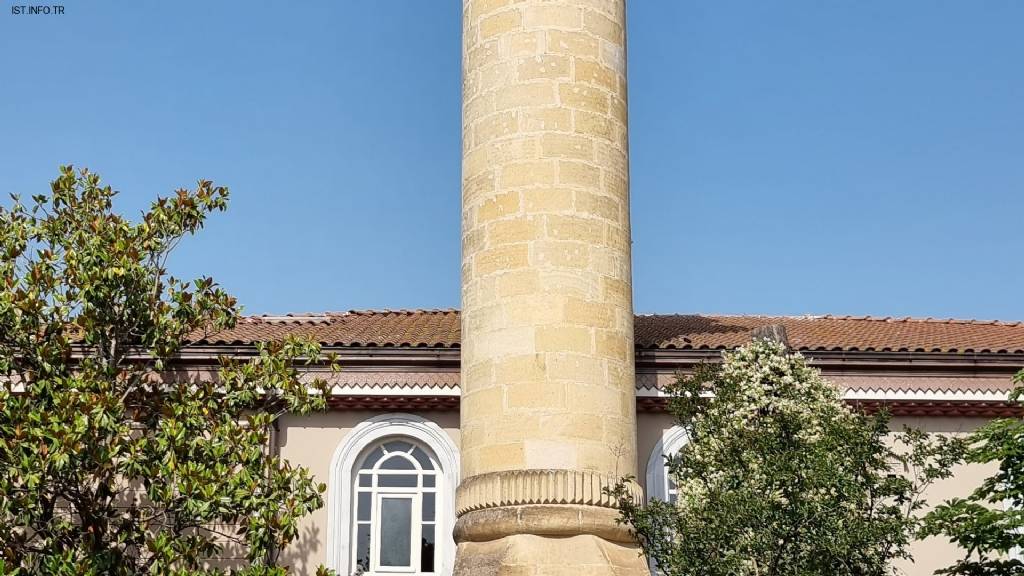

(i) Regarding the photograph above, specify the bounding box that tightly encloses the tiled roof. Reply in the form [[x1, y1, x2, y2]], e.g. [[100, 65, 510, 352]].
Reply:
[[633, 314, 1024, 353], [188, 310, 1024, 354], [187, 310, 462, 348]]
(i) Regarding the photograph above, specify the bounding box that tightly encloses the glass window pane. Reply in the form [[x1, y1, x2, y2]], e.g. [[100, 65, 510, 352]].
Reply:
[[423, 475, 436, 488], [381, 455, 415, 470], [423, 492, 435, 522], [379, 474, 418, 488], [384, 440, 413, 454], [380, 498, 412, 567], [412, 447, 434, 470], [356, 523, 371, 571], [361, 446, 385, 469], [357, 491, 371, 521], [358, 473, 371, 487], [421, 523, 436, 572]]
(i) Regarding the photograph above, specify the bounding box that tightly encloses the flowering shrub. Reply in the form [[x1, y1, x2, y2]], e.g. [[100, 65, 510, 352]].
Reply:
[[611, 339, 963, 576]]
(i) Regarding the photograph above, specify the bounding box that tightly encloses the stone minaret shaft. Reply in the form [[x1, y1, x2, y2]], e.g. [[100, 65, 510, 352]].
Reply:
[[457, 0, 647, 573]]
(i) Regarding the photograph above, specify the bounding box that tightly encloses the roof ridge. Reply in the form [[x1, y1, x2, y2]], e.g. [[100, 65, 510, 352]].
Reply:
[[244, 313, 334, 324], [636, 313, 1024, 326], [818, 314, 1024, 326], [342, 308, 459, 316], [241, 309, 459, 320], [243, 310, 1023, 326]]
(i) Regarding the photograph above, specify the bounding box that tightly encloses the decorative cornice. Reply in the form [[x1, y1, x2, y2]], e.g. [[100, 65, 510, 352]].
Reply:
[[635, 396, 1024, 417], [326, 395, 459, 411], [635, 348, 1024, 372], [455, 470, 643, 517], [847, 400, 1024, 418]]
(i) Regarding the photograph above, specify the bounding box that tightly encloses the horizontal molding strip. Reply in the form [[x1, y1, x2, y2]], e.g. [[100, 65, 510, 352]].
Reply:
[[455, 469, 643, 516]]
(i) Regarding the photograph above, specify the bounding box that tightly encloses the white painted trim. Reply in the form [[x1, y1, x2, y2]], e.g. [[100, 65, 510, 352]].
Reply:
[[645, 426, 689, 503], [326, 413, 459, 575], [329, 384, 460, 397], [644, 426, 689, 574], [843, 388, 1009, 402], [636, 386, 1011, 402]]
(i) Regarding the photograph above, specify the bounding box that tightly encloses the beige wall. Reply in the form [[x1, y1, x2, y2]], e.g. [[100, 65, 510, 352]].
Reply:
[[276, 410, 461, 574], [277, 410, 995, 576], [892, 416, 997, 575]]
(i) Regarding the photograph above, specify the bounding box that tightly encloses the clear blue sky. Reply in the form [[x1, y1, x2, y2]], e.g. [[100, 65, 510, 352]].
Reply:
[[2, 1, 1021, 320]]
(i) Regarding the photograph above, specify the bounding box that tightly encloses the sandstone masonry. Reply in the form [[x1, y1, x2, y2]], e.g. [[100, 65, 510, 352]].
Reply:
[[456, 0, 649, 573]]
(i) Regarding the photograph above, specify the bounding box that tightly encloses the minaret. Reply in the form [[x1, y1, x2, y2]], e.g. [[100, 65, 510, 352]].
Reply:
[[457, 0, 648, 573]]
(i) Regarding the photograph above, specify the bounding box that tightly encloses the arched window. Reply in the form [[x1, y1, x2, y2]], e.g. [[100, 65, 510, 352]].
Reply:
[[327, 414, 459, 576], [353, 439, 438, 573], [645, 426, 689, 503]]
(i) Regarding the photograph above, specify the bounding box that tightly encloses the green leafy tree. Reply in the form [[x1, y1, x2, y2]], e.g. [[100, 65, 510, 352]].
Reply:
[[922, 370, 1024, 576], [610, 339, 963, 576], [0, 167, 337, 575]]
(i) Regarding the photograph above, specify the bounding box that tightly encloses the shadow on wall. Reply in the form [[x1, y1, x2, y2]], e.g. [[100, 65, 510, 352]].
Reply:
[[279, 522, 323, 575]]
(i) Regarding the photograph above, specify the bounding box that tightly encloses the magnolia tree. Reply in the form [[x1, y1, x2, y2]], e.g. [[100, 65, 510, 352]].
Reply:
[[0, 167, 336, 575], [922, 370, 1024, 576], [610, 339, 963, 576]]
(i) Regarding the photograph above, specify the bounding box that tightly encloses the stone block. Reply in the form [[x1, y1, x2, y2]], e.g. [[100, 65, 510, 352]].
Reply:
[[496, 82, 557, 111], [573, 109, 614, 140], [496, 269, 542, 297], [500, 160, 557, 188], [478, 442, 526, 470], [487, 217, 541, 246], [525, 439, 578, 468], [478, 191, 522, 222], [595, 329, 628, 361], [531, 240, 591, 269], [504, 31, 543, 58], [521, 107, 572, 132], [480, 62, 518, 93], [475, 244, 530, 276], [471, 0, 511, 21], [574, 58, 619, 92], [536, 325, 593, 354], [575, 190, 620, 222], [583, 9, 623, 45], [521, 187, 574, 213], [559, 84, 609, 114], [481, 9, 523, 40], [517, 54, 571, 82], [546, 30, 599, 59], [546, 352, 605, 382], [495, 353, 548, 384], [563, 296, 614, 328], [558, 160, 601, 188], [507, 381, 566, 410], [540, 133, 594, 161], [523, 5, 583, 30], [468, 40, 501, 71], [544, 215, 606, 244], [475, 110, 520, 146]]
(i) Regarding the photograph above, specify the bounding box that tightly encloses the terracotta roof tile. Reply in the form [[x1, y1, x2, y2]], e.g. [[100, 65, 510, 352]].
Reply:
[[188, 310, 462, 348], [187, 310, 1024, 354]]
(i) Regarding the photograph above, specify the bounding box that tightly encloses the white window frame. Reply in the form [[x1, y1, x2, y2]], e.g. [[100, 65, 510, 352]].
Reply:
[[373, 492, 418, 572], [644, 426, 690, 574], [327, 413, 459, 575], [645, 426, 689, 503]]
